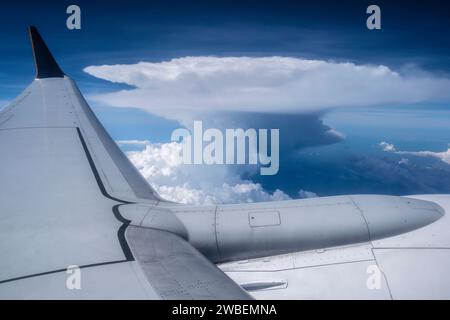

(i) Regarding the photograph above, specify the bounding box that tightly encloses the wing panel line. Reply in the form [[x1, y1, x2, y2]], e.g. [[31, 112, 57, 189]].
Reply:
[[0, 260, 128, 285], [76, 127, 135, 261]]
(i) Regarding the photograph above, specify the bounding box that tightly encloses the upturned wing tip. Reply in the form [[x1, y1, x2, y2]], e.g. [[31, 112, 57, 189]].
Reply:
[[28, 26, 65, 79]]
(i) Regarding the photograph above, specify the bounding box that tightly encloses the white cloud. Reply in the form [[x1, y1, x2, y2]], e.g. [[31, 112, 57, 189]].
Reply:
[[84, 56, 450, 123], [379, 141, 397, 152], [119, 140, 292, 205], [380, 141, 450, 165]]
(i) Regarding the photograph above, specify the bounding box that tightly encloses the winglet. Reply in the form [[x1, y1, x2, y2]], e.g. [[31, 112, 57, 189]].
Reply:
[[28, 26, 65, 79]]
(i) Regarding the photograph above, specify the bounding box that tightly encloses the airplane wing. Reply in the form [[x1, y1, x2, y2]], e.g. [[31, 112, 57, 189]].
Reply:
[[0, 26, 250, 299], [2, 26, 449, 301]]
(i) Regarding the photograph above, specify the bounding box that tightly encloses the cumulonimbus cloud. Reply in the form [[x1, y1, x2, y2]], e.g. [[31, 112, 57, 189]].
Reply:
[[84, 56, 450, 122], [84, 57, 450, 200]]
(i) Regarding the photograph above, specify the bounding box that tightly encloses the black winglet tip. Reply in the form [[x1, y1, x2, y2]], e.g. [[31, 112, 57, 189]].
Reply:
[[28, 26, 65, 79]]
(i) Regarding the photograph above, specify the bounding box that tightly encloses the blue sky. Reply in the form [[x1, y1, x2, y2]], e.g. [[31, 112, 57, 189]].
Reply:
[[2, 0, 450, 96], [1, 0, 450, 203]]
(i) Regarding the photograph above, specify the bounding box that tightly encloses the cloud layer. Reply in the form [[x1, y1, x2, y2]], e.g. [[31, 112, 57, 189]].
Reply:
[[85, 56, 450, 122]]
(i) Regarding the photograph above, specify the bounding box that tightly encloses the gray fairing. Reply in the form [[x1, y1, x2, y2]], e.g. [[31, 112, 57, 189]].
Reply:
[[120, 195, 444, 263]]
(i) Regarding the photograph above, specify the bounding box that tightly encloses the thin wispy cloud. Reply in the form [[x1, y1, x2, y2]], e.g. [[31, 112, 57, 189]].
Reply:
[[116, 140, 151, 146], [380, 141, 450, 165]]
